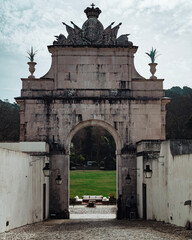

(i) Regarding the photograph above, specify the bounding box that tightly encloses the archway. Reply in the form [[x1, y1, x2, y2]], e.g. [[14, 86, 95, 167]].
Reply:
[[65, 120, 122, 153], [65, 119, 123, 218]]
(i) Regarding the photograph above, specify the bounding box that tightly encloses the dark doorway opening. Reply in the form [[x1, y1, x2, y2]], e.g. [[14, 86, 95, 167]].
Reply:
[[43, 183, 46, 220], [143, 183, 147, 220]]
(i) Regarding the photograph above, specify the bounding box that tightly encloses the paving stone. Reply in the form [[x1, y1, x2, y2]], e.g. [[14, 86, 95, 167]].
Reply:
[[0, 206, 192, 240]]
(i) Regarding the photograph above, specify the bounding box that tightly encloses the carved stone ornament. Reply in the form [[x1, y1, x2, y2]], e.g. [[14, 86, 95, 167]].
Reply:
[[149, 63, 158, 79], [27, 62, 36, 78], [53, 4, 133, 47]]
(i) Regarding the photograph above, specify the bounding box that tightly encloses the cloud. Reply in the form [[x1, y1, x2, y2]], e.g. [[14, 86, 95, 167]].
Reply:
[[1, 0, 191, 54], [0, 0, 84, 55], [138, 0, 181, 11], [0, 88, 20, 91], [0, 0, 192, 101]]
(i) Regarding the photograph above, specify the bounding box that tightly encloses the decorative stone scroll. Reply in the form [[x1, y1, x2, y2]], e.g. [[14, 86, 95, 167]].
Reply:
[[53, 4, 133, 47]]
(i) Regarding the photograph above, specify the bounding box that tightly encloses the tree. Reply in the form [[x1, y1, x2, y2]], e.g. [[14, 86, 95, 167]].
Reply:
[[165, 87, 192, 139], [70, 126, 116, 170], [0, 100, 20, 141]]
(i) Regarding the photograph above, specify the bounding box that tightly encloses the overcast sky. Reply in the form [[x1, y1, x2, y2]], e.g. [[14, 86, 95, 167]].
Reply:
[[0, 0, 192, 102]]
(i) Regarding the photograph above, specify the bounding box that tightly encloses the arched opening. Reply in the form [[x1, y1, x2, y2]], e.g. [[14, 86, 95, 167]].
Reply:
[[70, 126, 116, 171], [65, 120, 122, 219]]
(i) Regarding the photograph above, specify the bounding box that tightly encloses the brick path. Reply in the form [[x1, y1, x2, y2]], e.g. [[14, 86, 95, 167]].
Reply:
[[0, 206, 192, 240]]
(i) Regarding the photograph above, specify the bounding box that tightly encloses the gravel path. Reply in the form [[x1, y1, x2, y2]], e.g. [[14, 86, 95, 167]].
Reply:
[[0, 206, 192, 240]]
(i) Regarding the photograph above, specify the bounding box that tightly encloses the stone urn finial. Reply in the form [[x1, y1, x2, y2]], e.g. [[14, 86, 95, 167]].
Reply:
[[26, 46, 37, 78], [145, 47, 159, 79], [149, 63, 158, 79], [28, 62, 37, 78]]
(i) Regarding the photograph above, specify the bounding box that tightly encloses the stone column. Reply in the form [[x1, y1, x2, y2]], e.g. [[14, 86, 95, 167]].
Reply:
[[49, 153, 69, 218], [116, 145, 137, 218], [121, 151, 137, 213]]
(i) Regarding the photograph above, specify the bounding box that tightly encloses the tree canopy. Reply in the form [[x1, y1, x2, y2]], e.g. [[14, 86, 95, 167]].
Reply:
[[165, 87, 192, 139], [0, 100, 20, 141], [70, 126, 116, 170]]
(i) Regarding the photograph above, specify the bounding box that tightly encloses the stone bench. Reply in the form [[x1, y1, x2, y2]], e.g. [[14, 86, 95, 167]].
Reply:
[[82, 195, 103, 202]]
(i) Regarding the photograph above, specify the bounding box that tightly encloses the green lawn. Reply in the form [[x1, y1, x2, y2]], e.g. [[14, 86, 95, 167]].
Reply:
[[70, 170, 116, 199]]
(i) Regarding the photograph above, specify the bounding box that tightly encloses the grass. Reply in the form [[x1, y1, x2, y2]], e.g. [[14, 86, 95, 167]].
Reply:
[[70, 170, 116, 199]]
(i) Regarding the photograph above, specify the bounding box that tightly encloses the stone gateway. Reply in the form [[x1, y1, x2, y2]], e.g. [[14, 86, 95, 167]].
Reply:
[[16, 5, 169, 218]]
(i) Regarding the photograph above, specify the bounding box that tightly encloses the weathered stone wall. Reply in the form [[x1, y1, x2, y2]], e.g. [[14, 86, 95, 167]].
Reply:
[[16, 46, 168, 217], [44, 47, 139, 89], [18, 99, 166, 146]]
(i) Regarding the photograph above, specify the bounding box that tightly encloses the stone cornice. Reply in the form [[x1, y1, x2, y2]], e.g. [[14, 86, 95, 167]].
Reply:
[[48, 44, 138, 52]]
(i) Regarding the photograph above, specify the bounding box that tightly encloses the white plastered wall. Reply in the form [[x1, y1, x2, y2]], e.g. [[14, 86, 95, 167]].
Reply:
[[167, 142, 192, 227], [137, 140, 192, 227], [0, 143, 49, 233], [137, 156, 143, 218]]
